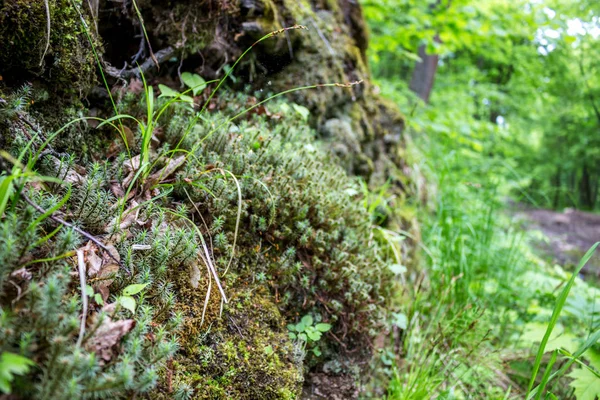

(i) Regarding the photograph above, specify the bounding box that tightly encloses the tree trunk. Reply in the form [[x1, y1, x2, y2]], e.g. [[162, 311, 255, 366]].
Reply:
[[409, 37, 440, 103]]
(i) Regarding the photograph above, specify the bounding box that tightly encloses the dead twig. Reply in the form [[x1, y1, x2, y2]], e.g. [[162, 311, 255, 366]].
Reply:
[[40, 0, 51, 66], [103, 47, 174, 79], [21, 194, 123, 268]]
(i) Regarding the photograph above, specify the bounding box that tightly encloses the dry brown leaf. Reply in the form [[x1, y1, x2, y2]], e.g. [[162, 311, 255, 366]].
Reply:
[[145, 155, 186, 188], [93, 263, 120, 302], [128, 78, 144, 95], [121, 125, 135, 148], [122, 155, 141, 188], [101, 244, 120, 265], [85, 313, 134, 363], [85, 244, 103, 276], [79, 242, 120, 302], [110, 182, 125, 198]]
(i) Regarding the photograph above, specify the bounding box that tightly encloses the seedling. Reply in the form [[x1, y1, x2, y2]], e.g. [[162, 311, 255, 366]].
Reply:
[[118, 283, 149, 314], [287, 315, 332, 357]]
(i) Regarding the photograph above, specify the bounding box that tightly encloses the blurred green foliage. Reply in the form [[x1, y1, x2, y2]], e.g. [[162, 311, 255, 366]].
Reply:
[[364, 0, 600, 210]]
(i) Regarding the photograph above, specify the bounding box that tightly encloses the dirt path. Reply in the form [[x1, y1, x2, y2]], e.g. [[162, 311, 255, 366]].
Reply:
[[516, 207, 600, 275]]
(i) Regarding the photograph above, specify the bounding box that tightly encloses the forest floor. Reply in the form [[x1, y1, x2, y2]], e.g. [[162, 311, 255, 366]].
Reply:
[[516, 206, 600, 276]]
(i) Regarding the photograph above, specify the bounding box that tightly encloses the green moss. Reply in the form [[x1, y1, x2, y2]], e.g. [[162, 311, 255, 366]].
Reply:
[[0, 0, 96, 97], [164, 273, 303, 399]]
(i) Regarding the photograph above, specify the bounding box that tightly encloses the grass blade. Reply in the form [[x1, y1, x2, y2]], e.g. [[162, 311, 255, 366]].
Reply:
[[526, 242, 600, 395]]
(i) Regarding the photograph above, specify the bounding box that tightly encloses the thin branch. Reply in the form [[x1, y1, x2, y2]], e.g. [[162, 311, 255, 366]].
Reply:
[[21, 193, 123, 268], [103, 47, 174, 79], [40, 0, 51, 66]]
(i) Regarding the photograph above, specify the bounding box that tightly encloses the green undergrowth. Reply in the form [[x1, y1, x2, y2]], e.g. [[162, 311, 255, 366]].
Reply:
[[364, 102, 600, 399], [0, 82, 397, 398]]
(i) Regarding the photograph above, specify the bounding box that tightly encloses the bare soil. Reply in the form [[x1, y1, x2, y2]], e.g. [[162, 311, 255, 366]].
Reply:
[[516, 207, 600, 276]]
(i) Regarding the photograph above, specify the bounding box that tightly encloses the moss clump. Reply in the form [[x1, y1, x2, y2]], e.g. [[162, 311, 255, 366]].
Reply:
[[163, 94, 393, 349], [1, 79, 397, 398], [0, 0, 96, 97], [165, 281, 302, 399]]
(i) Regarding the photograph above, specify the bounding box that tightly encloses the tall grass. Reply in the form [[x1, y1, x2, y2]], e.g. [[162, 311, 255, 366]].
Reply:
[[384, 129, 528, 398]]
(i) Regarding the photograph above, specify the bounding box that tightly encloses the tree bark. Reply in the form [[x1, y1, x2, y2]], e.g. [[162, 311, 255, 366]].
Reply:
[[409, 37, 440, 103]]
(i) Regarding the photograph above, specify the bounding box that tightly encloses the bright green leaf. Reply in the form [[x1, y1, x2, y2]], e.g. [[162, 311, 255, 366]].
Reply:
[[0, 352, 34, 394], [264, 345, 274, 355], [158, 84, 179, 98], [181, 72, 206, 95], [119, 296, 137, 314], [301, 315, 313, 327], [568, 366, 600, 400], [292, 104, 310, 121], [122, 283, 148, 296], [315, 323, 332, 332]]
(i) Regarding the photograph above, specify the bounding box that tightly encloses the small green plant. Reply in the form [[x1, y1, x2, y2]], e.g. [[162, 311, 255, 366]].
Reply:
[[287, 315, 332, 357], [526, 242, 600, 399], [118, 283, 150, 314], [0, 352, 35, 394]]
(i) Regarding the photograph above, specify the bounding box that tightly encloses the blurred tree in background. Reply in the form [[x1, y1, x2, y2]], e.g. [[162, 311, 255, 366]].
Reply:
[[364, 0, 600, 209]]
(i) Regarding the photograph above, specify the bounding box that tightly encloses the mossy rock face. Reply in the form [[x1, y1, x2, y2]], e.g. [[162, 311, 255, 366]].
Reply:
[[0, 0, 408, 397], [0, 0, 96, 97], [0, 88, 396, 398], [94, 0, 406, 182]]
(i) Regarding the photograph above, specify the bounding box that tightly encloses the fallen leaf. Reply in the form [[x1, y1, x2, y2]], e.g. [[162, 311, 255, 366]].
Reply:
[[121, 125, 135, 148], [84, 243, 103, 276], [122, 155, 141, 188], [128, 78, 144, 95], [85, 313, 134, 363], [145, 156, 186, 188], [110, 182, 125, 198], [93, 263, 120, 302]]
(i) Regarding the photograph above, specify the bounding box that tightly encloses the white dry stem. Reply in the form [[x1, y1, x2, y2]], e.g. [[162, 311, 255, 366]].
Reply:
[[200, 252, 212, 327], [76, 249, 88, 347], [40, 0, 51, 66], [218, 169, 241, 276], [87, 0, 99, 32], [183, 189, 227, 303]]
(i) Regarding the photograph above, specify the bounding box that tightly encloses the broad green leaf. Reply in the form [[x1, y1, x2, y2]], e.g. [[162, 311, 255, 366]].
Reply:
[[315, 323, 332, 332], [181, 72, 206, 95], [584, 349, 600, 372], [301, 315, 313, 327], [292, 104, 310, 121], [122, 283, 148, 296], [568, 366, 600, 400], [298, 333, 308, 342], [391, 313, 408, 330], [288, 332, 297, 340], [287, 324, 296, 332], [307, 330, 322, 341], [158, 84, 179, 98], [119, 296, 137, 314], [94, 293, 104, 305], [295, 322, 305, 333], [312, 346, 322, 357], [0, 352, 34, 394]]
